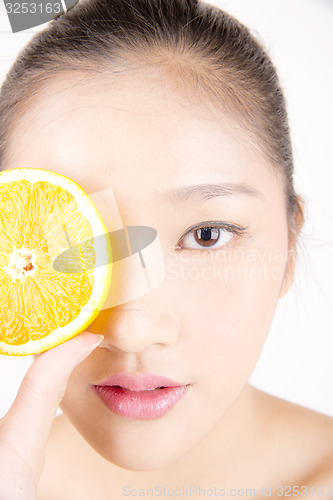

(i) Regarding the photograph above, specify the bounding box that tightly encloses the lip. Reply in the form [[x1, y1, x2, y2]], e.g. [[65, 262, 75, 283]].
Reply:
[[91, 372, 190, 420], [93, 372, 185, 391]]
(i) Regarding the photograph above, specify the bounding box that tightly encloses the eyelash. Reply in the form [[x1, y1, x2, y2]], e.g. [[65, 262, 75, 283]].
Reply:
[[175, 221, 248, 251]]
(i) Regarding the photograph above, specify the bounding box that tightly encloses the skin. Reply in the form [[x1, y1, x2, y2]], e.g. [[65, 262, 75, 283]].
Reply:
[[4, 65, 333, 497]]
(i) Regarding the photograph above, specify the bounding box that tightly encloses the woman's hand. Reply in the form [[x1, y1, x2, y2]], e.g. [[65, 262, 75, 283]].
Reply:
[[0, 332, 103, 500]]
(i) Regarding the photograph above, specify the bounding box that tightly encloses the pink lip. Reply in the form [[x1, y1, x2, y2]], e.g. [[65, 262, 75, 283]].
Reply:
[[94, 372, 185, 391], [91, 372, 190, 420]]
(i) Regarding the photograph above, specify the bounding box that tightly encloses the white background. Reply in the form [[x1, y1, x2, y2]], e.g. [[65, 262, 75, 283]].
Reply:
[[0, 0, 332, 418]]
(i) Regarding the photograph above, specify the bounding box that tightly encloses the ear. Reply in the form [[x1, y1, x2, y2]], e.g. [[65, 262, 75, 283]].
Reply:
[[279, 247, 297, 298], [279, 196, 305, 298]]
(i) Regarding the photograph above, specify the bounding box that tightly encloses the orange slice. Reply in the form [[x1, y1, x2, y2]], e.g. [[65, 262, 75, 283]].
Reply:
[[0, 168, 112, 356]]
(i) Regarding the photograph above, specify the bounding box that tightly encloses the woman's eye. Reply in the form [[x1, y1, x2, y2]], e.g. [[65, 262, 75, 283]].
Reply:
[[177, 225, 236, 250]]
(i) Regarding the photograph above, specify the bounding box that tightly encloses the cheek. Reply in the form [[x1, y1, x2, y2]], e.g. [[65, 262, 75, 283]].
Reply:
[[173, 241, 287, 407]]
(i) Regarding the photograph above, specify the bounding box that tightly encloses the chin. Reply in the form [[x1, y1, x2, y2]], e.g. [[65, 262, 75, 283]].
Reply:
[[60, 387, 212, 473], [97, 444, 185, 472], [66, 410, 197, 472]]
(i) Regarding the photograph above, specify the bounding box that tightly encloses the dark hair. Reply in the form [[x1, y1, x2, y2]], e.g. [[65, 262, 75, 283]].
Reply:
[[0, 0, 304, 242]]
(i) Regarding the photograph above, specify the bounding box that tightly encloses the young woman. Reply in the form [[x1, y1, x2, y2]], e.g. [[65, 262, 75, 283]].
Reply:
[[0, 0, 332, 498]]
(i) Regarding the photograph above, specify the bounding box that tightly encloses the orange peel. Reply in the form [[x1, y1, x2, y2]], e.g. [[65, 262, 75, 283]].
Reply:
[[0, 168, 112, 356]]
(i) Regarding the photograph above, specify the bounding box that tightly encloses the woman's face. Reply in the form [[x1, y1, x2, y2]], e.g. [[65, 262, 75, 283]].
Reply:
[[7, 68, 290, 471]]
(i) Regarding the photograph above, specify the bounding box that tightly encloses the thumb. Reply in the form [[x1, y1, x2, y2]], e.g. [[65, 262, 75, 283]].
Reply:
[[0, 332, 103, 478]]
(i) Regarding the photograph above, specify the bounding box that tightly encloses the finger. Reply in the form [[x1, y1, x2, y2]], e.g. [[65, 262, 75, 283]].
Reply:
[[0, 332, 103, 472]]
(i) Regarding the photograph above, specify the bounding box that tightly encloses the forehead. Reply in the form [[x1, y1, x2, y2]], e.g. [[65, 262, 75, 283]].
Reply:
[[6, 70, 279, 197]]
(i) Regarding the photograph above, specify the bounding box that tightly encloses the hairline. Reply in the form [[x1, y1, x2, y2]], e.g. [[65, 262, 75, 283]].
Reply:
[[3, 52, 285, 181]]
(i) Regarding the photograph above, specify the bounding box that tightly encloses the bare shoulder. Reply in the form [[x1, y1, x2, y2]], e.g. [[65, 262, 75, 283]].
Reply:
[[252, 386, 333, 486]]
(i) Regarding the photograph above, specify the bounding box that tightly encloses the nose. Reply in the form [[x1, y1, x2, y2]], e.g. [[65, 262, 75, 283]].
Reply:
[[87, 289, 180, 353]]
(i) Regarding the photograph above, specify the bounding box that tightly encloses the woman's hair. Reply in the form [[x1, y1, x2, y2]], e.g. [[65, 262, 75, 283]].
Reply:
[[0, 0, 304, 243]]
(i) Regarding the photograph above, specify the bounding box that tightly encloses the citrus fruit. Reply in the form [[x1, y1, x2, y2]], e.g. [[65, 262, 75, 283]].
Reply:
[[0, 168, 112, 356]]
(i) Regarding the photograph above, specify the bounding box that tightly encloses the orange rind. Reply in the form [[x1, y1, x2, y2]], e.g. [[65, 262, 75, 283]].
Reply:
[[0, 168, 112, 356]]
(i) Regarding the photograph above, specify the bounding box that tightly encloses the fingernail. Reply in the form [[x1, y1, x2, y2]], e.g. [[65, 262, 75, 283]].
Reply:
[[74, 334, 104, 368]]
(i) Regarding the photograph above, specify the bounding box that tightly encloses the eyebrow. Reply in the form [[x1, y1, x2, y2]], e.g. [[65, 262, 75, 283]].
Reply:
[[156, 182, 263, 203]]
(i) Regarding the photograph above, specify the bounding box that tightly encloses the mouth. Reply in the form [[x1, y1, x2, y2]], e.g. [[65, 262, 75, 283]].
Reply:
[[91, 381, 190, 419], [91, 371, 190, 419]]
